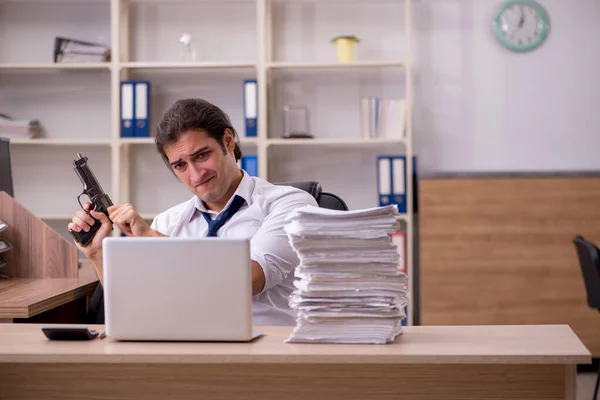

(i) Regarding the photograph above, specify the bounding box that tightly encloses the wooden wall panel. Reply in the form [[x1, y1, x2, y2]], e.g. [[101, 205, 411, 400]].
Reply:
[[0, 191, 78, 279], [419, 176, 600, 356]]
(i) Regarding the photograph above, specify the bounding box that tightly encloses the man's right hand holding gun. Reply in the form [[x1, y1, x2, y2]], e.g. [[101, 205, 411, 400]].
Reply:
[[68, 153, 166, 285], [68, 202, 165, 285]]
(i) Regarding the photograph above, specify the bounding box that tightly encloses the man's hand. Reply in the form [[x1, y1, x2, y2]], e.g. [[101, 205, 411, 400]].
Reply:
[[251, 261, 266, 296], [107, 203, 155, 237], [68, 201, 113, 261]]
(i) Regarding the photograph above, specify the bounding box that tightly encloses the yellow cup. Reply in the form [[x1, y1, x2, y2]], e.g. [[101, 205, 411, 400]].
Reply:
[[332, 36, 359, 63]]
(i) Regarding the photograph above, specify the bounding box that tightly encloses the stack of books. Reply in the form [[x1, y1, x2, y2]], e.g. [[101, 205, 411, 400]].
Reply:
[[360, 97, 406, 139], [284, 204, 407, 344], [0, 114, 42, 140], [54, 37, 111, 63]]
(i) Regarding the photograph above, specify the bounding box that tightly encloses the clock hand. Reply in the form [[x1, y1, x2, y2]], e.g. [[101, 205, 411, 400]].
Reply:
[[518, 5, 525, 28], [509, 6, 525, 41]]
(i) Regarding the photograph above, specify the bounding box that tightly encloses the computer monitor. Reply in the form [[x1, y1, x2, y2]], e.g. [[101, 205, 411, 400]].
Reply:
[[0, 138, 14, 197]]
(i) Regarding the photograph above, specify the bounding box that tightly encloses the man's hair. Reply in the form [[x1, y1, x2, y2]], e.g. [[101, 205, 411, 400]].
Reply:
[[155, 98, 243, 170]]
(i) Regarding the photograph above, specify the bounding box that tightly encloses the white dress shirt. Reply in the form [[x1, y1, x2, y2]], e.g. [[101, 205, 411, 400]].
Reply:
[[150, 170, 318, 326]]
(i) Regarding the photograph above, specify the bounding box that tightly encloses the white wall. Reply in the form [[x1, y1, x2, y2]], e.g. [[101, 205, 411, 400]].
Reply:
[[269, 0, 600, 210], [413, 0, 600, 173]]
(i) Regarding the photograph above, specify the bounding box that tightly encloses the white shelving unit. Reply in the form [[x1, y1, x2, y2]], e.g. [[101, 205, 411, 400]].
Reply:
[[0, 63, 111, 70], [0, 0, 415, 325]]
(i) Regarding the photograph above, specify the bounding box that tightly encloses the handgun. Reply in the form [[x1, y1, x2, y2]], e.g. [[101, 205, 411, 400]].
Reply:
[[69, 153, 113, 246]]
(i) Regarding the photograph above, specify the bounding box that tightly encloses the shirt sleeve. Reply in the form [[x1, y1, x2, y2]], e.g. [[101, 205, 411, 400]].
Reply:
[[150, 215, 167, 235], [250, 189, 318, 294]]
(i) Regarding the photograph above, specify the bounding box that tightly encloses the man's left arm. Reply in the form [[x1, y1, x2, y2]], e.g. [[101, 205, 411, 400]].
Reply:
[[250, 190, 317, 296]]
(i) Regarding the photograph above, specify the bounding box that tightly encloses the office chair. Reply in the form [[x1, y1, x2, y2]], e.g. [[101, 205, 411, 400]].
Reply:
[[573, 235, 600, 400], [275, 181, 349, 211], [86, 180, 348, 324]]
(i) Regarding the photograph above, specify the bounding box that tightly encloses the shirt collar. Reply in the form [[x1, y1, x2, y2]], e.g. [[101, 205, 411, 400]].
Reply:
[[191, 169, 254, 220]]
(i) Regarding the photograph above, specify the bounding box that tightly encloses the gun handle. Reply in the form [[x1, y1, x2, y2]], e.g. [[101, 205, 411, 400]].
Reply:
[[69, 215, 102, 246]]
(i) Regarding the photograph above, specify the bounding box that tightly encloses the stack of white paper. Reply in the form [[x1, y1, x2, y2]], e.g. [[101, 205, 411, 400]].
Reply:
[[284, 204, 407, 344]]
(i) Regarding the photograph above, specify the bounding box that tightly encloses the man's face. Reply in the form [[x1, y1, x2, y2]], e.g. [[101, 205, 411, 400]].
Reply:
[[164, 129, 237, 205]]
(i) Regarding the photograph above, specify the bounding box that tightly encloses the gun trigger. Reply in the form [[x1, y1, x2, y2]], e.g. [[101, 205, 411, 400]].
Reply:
[[77, 193, 88, 211]]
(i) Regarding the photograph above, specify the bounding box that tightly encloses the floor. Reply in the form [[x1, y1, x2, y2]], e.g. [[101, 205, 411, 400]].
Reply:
[[578, 372, 597, 400]]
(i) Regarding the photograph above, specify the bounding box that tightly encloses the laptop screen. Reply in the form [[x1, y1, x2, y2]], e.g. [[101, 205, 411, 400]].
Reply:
[[0, 138, 14, 197]]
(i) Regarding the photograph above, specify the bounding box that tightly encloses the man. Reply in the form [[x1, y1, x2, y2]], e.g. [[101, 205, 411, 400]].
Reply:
[[68, 98, 318, 326]]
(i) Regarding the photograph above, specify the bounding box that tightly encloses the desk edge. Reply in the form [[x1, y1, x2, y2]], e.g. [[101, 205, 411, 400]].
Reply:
[[0, 353, 592, 365]]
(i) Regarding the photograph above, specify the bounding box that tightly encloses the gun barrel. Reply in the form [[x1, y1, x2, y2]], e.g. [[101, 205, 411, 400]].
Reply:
[[73, 153, 113, 207]]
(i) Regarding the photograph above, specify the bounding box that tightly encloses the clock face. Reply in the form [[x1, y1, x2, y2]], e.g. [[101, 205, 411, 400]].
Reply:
[[493, 0, 550, 52]]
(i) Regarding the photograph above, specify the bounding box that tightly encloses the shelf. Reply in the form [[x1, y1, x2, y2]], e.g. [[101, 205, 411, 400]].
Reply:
[[239, 138, 259, 145], [8, 138, 112, 146], [126, 0, 254, 4], [268, 60, 405, 70], [0, 0, 416, 328], [0, 63, 110, 71], [119, 138, 155, 145], [120, 137, 260, 145], [119, 61, 256, 70], [266, 138, 406, 146]]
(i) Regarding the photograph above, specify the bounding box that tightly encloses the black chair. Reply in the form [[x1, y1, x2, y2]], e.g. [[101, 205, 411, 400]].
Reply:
[[573, 235, 600, 399], [86, 180, 348, 324], [276, 181, 349, 211]]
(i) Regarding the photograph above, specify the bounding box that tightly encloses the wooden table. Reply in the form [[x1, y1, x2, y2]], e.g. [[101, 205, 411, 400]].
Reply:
[[0, 262, 98, 322], [0, 323, 590, 400]]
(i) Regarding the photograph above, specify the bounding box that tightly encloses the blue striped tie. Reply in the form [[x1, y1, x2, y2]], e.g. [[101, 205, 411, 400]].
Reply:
[[200, 195, 246, 237]]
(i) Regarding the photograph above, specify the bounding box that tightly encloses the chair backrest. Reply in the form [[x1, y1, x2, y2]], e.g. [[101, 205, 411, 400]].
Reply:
[[573, 235, 600, 310], [275, 181, 349, 211]]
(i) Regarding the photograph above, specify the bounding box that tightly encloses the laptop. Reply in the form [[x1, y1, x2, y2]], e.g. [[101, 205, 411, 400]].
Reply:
[[102, 237, 258, 342]]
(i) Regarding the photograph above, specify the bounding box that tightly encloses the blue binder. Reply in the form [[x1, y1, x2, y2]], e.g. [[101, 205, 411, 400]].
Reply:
[[243, 79, 257, 137], [120, 81, 134, 137], [401, 306, 409, 326], [391, 156, 407, 213], [377, 156, 392, 206], [134, 81, 150, 137], [241, 155, 258, 177], [377, 155, 417, 213]]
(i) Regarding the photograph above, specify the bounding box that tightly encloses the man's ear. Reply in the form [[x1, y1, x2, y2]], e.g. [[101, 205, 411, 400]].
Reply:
[[223, 128, 236, 153]]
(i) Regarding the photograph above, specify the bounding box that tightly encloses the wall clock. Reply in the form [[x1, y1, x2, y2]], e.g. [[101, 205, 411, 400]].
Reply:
[[493, 0, 550, 52]]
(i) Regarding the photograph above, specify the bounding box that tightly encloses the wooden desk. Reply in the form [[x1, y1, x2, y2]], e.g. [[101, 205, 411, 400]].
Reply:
[[0, 262, 98, 322], [0, 324, 590, 400]]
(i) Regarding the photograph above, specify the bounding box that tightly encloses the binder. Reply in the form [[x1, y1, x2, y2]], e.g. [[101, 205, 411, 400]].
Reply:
[[378, 99, 406, 138], [392, 156, 406, 213], [241, 155, 258, 177], [377, 156, 392, 206], [134, 81, 150, 137], [244, 79, 257, 137], [377, 155, 418, 213], [120, 81, 134, 137], [401, 306, 409, 326], [53, 36, 110, 64]]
